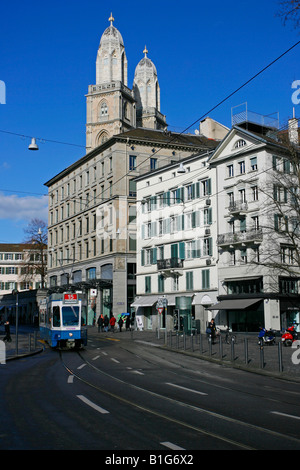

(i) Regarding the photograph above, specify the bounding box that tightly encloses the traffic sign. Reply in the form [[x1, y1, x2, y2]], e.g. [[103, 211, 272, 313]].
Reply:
[[157, 307, 164, 315]]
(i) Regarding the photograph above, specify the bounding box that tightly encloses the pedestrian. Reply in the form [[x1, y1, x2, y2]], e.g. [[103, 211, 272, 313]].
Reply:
[[104, 315, 109, 332], [125, 315, 131, 331], [118, 317, 124, 332], [3, 321, 11, 342], [208, 318, 217, 343], [97, 314, 104, 333], [109, 315, 116, 332]]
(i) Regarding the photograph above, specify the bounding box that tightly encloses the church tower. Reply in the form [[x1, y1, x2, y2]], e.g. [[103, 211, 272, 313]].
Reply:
[[86, 14, 136, 152], [133, 47, 167, 130]]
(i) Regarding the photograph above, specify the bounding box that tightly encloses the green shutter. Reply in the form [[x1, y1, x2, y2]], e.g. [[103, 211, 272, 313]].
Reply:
[[179, 242, 185, 260]]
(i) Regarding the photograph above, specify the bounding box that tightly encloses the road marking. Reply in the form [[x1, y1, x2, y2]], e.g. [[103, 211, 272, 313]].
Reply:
[[101, 351, 108, 356], [67, 375, 74, 383], [166, 383, 208, 396], [92, 355, 100, 361], [132, 370, 144, 375], [271, 411, 300, 420], [77, 363, 87, 370], [111, 358, 120, 363], [77, 395, 109, 414], [160, 441, 185, 450]]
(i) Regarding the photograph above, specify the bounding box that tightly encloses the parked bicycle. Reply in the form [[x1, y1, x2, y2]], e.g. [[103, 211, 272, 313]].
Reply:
[[219, 327, 236, 344]]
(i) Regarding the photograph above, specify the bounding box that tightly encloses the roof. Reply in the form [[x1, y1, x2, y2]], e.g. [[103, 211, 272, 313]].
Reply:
[[0, 243, 41, 253], [44, 128, 219, 187]]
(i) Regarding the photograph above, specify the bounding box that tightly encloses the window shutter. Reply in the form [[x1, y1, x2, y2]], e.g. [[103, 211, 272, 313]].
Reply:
[[179, 242, 185, 260]]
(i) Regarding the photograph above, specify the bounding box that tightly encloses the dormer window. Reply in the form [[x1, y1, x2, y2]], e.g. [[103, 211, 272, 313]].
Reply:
[[234, 139, 247, 149]]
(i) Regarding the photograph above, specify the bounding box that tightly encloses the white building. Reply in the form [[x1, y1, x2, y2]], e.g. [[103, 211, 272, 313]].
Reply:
[[209, 115, 300, 332], [0, 243, 46, 294], [133, 149, 220, 332]]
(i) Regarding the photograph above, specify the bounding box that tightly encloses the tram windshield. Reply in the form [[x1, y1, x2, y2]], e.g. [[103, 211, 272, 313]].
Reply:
[[62, 306, 80, 326]]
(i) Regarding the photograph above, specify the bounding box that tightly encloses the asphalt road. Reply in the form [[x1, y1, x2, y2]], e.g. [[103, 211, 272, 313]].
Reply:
[[1, 329, 300, 453]]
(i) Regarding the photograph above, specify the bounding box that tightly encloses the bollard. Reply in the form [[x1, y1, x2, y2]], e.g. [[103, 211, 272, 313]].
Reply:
[[219, 334, 223, 359], [278, 341, 283, 372], [199, 332, 203, 354], [260, 345, 264, 369], [191, 333, 194, 352], [208, 336, 212, 356], [244, 337, 249, 365], [231, 336, 235, 361], [183, 332, 186, 350]]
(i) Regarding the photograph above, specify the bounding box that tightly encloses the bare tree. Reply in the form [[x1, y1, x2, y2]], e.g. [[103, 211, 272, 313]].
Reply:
[[276, 0, 300, 29], [21, 218, 48, 288], [251, 129, 300, 296]]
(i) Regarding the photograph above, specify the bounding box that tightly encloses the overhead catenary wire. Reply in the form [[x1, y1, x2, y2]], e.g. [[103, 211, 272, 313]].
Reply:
[[0, 40, 299, 202]]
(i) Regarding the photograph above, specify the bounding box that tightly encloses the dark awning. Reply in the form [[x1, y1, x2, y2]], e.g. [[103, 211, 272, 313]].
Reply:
[[208, 298, 261, 310]]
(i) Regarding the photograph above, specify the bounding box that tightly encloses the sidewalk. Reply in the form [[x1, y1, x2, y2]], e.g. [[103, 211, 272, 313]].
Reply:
[[0, 328, 44, 362], [89, 327, 300, 382]]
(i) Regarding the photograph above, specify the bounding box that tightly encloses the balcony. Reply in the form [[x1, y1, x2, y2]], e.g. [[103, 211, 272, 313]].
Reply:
[[217, 228, 263, 246], [157, 258, 184, 271], [228, 202, 248, 215]]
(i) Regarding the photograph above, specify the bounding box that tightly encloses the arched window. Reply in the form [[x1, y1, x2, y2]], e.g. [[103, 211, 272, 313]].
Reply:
[[234, 139, 247, 149], [100, 102, 108, 117]]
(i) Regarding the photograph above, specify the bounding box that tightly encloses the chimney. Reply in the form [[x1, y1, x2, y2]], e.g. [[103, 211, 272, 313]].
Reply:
[[288, 108, 299, 145]]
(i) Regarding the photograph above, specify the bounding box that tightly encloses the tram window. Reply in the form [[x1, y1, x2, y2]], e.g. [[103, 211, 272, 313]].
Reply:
[[53, 306, 61, 327], [81, 306, 87, 326], [62, 306, 79, 326]]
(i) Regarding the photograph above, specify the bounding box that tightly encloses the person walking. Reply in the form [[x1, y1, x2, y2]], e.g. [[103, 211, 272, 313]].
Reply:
[[208, 318, 217, 344], [97, 314, 104, 333], [125, 315, 131, 331], [118, 316, 124, 332], [103, 315, 109, 332], [109, 315, 116, 332], [3, 321, 12, 342]]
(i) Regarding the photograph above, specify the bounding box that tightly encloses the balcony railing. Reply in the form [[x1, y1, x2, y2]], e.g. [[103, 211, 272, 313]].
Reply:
[[228, 202, 248, 214], [157, 258, 184, 270], [217, 228, 263, 246]]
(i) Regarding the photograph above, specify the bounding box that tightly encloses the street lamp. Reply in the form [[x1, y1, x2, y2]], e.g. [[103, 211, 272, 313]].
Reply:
[[28, 138, 39, 151]]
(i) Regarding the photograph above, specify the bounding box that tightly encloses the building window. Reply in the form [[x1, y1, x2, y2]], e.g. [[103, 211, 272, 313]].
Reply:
[[239, 161, 245, 174], [129, 155, 136, 171], [250, 156, 257, 171], [158, 274, 164, 293], [227, 164, 234, 178], [202, 269, 210, 289], [100, 102, 108, 116], [234, 139, 246, 149], [145, 276, 151, 294], [186, 271, 194, 291], [279, 277, 298, 294], [86, 267, 96, 280], [150, 158, 157, 170]]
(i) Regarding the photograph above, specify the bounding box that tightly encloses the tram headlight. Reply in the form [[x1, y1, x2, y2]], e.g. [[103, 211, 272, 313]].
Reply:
[[69, 333, 73, 337]]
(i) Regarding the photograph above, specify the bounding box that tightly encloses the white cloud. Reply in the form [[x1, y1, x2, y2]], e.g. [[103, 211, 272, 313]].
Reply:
[[0, 193, 48, 222]]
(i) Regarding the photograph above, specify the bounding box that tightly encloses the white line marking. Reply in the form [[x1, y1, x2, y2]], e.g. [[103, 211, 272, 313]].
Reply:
[[166, 382, 208, 396], [160, 441, 185, 450], [111, 358, 120, 363], [77, 363, 87, 370], [67, 375, 74, 383], [77, 395, 109, 414], [132, 370, 144, 375], [271, 411, 300, 420], [101, 351, 108, 356], [92, 355, 100, 361]]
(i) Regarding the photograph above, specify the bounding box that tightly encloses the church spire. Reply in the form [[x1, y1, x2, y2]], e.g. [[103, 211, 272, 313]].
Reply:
[[109, 12, 114, 25], [143, 45, 148, 57]]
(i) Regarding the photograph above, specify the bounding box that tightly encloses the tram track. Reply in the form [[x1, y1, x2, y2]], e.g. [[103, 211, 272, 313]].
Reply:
[[59, 348, 300, 450]]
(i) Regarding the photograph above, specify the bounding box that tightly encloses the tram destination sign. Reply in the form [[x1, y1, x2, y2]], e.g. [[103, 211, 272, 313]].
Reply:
[[63, 293, 78, 304]]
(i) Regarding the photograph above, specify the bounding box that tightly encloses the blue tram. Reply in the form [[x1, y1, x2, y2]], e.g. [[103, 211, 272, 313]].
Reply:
[[39, 292, 88, 349]]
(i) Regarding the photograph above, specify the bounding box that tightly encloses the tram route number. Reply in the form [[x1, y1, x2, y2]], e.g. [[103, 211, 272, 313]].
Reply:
[[64, 293, 78, 304]]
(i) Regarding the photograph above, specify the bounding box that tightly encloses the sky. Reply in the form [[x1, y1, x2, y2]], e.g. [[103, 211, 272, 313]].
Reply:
[[0, 0, 299, 243]]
